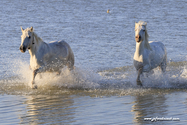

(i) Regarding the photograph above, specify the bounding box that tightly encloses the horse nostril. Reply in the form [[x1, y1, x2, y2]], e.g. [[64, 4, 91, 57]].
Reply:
[[23, 46, 26, 50], [136, 35, 141, 39], [20, 46, 23, 50], [20, 46, 25, 50], [20, 45, 26, 52]]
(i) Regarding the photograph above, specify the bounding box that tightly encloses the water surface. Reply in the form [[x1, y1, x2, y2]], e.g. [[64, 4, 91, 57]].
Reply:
[[0, 0, 187, 124]]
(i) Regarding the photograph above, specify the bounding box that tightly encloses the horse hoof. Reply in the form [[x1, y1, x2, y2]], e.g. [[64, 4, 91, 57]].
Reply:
[[137, 80, 143, 86], [32, 85, 38, 89], [31, 81, 37, 89]]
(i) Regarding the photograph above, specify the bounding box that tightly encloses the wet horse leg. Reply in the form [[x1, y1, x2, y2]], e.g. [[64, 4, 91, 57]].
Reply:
[[145, 70, 154, 77], [31, 69, 39, 89], [160, 59, 167, 73], [56, 70, 61, 75], [66, 61, 74, 71], [136, 67, 143, 86], [31, 65, 48, 89]]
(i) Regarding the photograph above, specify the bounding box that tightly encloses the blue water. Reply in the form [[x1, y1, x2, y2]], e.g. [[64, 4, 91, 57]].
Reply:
[[0, 0, 187, 124]]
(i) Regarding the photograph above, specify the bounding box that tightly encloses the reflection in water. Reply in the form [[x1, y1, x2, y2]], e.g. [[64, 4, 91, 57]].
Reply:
[[20, 95, 76, 124], [132, 94, 167, 124]]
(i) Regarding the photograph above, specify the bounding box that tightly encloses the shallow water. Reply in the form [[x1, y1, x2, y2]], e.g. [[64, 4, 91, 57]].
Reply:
[[0, 0, 187, 124]]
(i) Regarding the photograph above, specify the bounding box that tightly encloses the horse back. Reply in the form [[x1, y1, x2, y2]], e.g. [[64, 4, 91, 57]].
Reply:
[[48, 40, 74, 66], [48, 41, 70, 58], [149, 41, 166, 55]]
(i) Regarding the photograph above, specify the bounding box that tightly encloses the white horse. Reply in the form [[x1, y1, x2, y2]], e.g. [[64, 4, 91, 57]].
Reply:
[[133, 21, 167, 86], [20, 27, 75, 89]]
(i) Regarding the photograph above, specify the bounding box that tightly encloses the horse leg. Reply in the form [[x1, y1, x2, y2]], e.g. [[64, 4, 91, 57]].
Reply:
[[31, 69, 38, 89], [66, 62, 74, 71], [145, 70, 154, 77], [136, 68, 143, 86], [160, 57, 167, 73], [56, 70, 61, 75]]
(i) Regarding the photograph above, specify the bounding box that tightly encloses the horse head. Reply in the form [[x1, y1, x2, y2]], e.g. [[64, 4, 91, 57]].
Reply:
[[20, 27, 34, 53], [135, 21, 148, 43]]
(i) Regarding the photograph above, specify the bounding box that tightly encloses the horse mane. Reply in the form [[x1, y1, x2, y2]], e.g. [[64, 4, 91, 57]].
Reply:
[[137, 21, 152, 50], [33, 32, 43, 43]]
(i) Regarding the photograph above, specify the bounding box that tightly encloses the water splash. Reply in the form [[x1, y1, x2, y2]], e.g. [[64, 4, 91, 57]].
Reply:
[[99, 62, 187, 89], [1, 60, 187, 96], [0, 59, 101, 93]]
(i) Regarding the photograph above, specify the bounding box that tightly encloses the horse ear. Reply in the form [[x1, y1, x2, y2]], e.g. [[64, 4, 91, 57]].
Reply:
[[143, 22, 147, 26], [30, 26, 33, 32], [21, 27, 24, 32]]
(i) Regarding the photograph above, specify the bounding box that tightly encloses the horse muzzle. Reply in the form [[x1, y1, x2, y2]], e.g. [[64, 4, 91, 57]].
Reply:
[[136, 39, 141, 43], [19, 45, 26, 53], [135, 35, 141, 43]]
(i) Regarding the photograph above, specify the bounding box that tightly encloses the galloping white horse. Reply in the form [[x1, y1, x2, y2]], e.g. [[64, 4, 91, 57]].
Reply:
[[133, 21, 167, 86], [20, 27, 74, 89]]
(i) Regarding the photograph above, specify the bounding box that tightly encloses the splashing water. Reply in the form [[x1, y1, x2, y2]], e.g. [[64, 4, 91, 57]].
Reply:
[[1, 59, 187, 96]]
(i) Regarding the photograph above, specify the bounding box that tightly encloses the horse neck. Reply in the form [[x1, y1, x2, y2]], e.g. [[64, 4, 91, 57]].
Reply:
[[135, 41, 145, 55], [134, 40, 151, 62], [29, 33, 46, 57]]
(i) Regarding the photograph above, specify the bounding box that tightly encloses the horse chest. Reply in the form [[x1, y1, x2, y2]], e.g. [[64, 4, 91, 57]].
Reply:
[[30, 56, 43, 70], [134, 50, 152, 71]]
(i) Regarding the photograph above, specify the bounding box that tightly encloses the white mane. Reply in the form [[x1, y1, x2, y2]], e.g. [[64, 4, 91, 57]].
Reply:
[[32, 32, 43, 44]]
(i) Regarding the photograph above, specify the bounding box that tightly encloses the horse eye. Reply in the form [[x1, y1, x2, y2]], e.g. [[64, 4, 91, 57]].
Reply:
[[28, 36, 31, 38]]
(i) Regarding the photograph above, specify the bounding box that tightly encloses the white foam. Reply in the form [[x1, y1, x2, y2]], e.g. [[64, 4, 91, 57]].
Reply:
[[1, 59, 187, 96], [99, 65, 187, 89], [5, 59, 100, 89]]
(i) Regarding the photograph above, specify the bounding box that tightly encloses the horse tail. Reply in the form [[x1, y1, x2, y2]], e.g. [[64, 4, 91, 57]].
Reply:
[[64, 41, 74, 70], [67, 49, 74, 70]]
